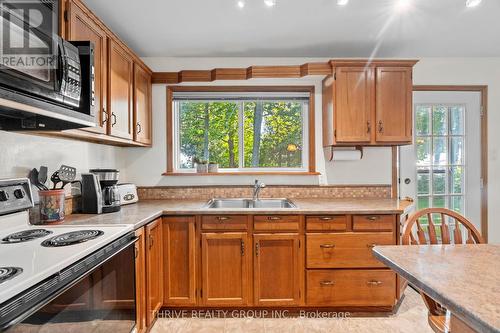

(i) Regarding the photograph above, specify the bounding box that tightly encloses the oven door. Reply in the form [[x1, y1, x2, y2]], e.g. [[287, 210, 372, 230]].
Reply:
[[3, 235, 137, 333]]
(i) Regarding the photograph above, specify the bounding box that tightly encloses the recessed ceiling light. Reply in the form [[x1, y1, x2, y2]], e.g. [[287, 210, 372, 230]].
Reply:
[[337, 0, 349, 5], [237, 0, 245, 8], [466, 0, 482, 7], [395, 0, 412, 12], [264, 0, 276, 7]]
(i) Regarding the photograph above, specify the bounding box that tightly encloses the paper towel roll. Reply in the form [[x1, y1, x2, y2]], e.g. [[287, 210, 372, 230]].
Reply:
[[331, 150, 362, 161]]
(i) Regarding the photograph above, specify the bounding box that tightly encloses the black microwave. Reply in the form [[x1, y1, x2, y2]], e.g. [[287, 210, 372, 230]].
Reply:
[[0, 0, 95, 130]]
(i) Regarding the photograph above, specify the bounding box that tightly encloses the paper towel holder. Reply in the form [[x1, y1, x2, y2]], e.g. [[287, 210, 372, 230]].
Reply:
[[328, 146, 364, 162]]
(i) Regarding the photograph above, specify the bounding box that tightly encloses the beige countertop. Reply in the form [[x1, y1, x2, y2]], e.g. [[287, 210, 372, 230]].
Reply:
[[373, 245, 500, 333], [61, 198, 413, 230]]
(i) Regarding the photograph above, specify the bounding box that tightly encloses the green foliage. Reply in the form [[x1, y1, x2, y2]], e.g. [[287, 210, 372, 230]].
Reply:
[[178, 100, 304, 169]]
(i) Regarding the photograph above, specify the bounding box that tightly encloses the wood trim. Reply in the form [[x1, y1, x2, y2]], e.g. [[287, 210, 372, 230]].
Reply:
[[152, 63, 332, 84], [412, 85, 488, 243], [166, 87, 174, 173], [162, 172, 321, 176], [165, 85, 317, 175], [24, 129, 150, 147], [330, 59, 419, 67]]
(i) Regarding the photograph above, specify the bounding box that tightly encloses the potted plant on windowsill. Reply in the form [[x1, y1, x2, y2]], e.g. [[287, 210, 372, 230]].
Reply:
[[193, 157, 208, 173], [208, 161, 219, 173]]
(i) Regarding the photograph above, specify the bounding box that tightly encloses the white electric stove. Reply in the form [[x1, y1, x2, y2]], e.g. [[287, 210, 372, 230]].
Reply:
[[0, 178, 136, 332]]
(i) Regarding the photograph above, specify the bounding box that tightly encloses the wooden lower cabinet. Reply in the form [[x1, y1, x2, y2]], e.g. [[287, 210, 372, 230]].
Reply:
[[163, 217, 196, 306], [135, 227, 147, 333], [146, 218, 163, 326], [201, 232, 250, 306], [253, 234, 303, 306], [306, 270, 396, 307]]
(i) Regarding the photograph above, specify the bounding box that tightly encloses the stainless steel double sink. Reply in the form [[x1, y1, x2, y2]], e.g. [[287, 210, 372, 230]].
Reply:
[[204, 198, 296, 209]]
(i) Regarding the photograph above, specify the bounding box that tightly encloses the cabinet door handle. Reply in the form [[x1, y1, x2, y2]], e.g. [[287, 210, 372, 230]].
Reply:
[[366, 216, 381, 221], [148, 234, 154, 249], [111, 112, 117, 127], [367, 280, 383, 286], [378, 120, 383, 133], [267, 216, 282, 221], [137, 122, 142, 134], [320, 244, 335, 249], [319, 280, 335, 286], [367, 121, 371, 133], [241, 240, 245, 256], [216, 216, 230, 221], [255, 243, 260, 257], [134, 245, 139, 259], [319, 217, 333, 221]]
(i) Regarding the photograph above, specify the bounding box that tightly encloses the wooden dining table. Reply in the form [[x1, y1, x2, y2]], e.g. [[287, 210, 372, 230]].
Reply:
[[373, 244, 500, 333]]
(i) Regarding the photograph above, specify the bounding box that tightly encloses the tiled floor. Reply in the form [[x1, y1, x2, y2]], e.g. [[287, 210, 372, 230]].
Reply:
[[151, 288, 433, 333]]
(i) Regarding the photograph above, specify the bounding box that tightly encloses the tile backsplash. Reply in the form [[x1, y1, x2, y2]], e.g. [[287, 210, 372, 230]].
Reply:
[[138, 185, 392, 200]]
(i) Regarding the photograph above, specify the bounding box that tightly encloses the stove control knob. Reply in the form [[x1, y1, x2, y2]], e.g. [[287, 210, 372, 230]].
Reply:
[[0, 191, 8, 201], [13, 189, 24, 199]]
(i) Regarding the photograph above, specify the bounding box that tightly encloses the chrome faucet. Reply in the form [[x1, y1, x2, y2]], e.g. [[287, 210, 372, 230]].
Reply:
[[252, 179, 266, 201]]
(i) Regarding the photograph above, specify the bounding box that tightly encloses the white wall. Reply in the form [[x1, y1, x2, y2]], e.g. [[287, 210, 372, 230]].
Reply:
[[122, 57, 393, 187], [0, 131, 125, 191]]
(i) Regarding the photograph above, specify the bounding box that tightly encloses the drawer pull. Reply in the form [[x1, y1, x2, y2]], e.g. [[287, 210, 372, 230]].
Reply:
[[320, 244, 335, 249], [216, 216, 230, 221], [319, 217, 333, 221], [365, 216, 381, 221], [366, 243, 378, 248], [267, 216, 282, 221], [367, 280, 383, 286], [319, 280, 335, 286]]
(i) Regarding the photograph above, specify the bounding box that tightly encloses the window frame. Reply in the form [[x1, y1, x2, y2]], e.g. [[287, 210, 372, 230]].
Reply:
[[165, 86, 317, 175]]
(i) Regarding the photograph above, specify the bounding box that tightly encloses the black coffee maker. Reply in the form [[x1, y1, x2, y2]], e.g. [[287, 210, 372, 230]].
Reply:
[[81, 169, 121, 214]]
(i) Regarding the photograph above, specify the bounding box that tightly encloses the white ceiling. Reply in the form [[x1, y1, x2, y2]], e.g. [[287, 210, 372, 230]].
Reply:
[[82, 0, 500, 57]]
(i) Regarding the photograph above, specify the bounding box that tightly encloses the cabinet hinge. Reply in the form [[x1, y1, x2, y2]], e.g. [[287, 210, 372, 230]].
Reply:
[[63, 10, 68, 22], [480, 178, 485, 189], [480, 106, 485, 117], [333, 73, 336, 80], [334, 129, 337, 138]]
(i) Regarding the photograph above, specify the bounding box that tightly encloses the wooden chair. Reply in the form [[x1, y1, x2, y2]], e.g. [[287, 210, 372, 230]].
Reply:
[[401, 208, 484, 333]]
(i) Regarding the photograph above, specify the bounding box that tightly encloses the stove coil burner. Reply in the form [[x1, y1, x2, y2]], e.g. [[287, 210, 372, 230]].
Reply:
[[0, 267, 23, 284], [41, 230, 104, 247], [1, 229, 53, 244]]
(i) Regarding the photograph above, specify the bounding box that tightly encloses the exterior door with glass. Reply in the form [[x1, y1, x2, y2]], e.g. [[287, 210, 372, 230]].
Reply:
[[400, 91, 482, 232]]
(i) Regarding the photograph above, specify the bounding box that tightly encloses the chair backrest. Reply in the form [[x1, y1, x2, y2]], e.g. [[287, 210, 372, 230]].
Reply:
[[402, 208, 484, 245]]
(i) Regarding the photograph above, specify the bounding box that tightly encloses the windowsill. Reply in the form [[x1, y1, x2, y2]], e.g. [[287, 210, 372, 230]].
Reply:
[[162, 171, 321, 176]]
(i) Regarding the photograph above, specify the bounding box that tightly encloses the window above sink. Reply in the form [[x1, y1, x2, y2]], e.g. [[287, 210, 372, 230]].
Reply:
[[164, 86, 317, 176]]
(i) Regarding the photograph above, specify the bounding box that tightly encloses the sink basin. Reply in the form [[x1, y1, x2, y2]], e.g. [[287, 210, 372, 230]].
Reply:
[[204, 198, 296, 209]]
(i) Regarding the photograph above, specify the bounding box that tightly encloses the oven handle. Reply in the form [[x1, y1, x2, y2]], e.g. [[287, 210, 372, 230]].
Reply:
[[0, 234, 139, 331]]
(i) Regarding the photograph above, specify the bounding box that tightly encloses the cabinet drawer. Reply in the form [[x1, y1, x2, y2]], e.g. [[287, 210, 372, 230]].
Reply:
[[306, 270, 396, 306], [352, 215, 395, 232], [306, 232, 394, 268], [202, 215, 248, 230], [253, 215, 300, 232], [306, 216, 348, 232]]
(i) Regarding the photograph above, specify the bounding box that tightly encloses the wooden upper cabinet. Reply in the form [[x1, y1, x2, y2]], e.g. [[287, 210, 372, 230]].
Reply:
[[201, 232, 250, 306], [133, 63, 152, 145], [323, 60, 417, 147], [108, 38, 134, 140], [65, 0, 107, 133], [145, 219, 163, 326], [163, 217, 196, 306], [334, 66, 374, 143], [375, 67, 413, 143], [253, 234, 303, 306]]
